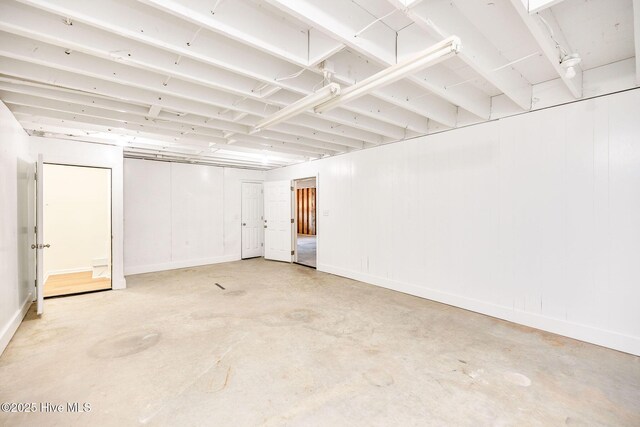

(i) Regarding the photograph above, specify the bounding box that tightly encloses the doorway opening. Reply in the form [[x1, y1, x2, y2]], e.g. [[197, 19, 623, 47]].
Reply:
[[42, 163, 112, 298], [294, 177, 317, 268], [241, 181, 264, 259]]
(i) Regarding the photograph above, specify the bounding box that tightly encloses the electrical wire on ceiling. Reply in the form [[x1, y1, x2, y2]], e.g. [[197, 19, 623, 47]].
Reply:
[[211, 0, 224, 15], [252, 82, 270, 94], [537, 14, 567, 57], [537, 13, 581, 78], [444, 51, 541, 90], [312, 68, 334, 91], [186, 27, 203, 47], [275, 68, 306, 82], [354, 9, 398, 37]]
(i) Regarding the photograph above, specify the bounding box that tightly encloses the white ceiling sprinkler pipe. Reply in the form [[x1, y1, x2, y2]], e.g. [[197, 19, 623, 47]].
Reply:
[[314, 36, 462, 114], [250, 83, 341, 134]]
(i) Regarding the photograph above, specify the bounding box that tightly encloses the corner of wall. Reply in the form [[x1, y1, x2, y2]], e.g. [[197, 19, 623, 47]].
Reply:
[[0, 291, 32, 357]]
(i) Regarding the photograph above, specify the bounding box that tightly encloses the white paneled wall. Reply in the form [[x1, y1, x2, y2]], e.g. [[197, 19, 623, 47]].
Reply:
[[170, 163, 224, 263], [124, 159, 264, 274], [267, 89, 640, 356], [0, 101, 32, 355]]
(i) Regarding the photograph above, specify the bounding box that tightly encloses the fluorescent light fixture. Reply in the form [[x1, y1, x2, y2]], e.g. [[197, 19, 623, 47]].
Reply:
[[251, 83, 340, 133], [314, 36, 462, 114]]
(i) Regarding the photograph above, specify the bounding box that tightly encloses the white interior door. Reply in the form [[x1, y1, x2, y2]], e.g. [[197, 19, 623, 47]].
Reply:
[[35, 154, 45, 315], [264, 180, 292, 262], [241, 182, 264, 259]]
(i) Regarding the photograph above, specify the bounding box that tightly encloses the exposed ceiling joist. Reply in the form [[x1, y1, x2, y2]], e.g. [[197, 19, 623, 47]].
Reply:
[[394, 25, 492, 119], [0, 0, 633, 169], [7, 0, 410, 141], [269, 85, 431, 134], [137, 0, 456, 128], [0, 78, 247, 134], [9, 103, 337, 158], [527, 0, 567, 14], [0, 31, 274, 115], [139, 0, 318, 66], [308, 28, 344, 66], [23, 120, 294, 167], [263, 0, 466, 125], [0, 1, 271, 99], [0, 85, 352, 153], [3, 95, 346, 156], [315, 37, 461, 113], [267, 0, 397, 64], [507, 0, 582, 98], [18, 115, 320, 161], [393, 0, 533, 111], [0, 55, 377, 147]]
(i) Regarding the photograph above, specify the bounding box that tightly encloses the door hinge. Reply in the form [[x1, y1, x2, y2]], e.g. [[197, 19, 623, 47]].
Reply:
[[290, 218, 294, 223], [291, 186, 294, 191], [34, 226, 37, 234], [34, 172, 37, 181], [291, 250, 295, 255], [34, 279, 37, 287]]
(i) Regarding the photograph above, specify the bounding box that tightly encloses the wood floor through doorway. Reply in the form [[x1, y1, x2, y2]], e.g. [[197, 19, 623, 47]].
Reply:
[[44, 271, 111, 297]]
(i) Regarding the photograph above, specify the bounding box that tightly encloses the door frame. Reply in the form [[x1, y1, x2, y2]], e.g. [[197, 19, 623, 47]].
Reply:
[[240, 180, 264, 259], [292, 175, 318, 268], [40, 162, 114, 299]]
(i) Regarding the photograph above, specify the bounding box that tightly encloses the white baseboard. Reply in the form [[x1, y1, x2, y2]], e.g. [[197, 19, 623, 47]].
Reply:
[[0, 291, 33, 356], [44, 267, 92, 285], [124, 254, 240, 276], [47, 267, 92, 276], [317, 263, 640, 356]]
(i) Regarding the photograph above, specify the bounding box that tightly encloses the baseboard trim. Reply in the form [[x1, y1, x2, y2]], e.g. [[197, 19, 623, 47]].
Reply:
[[0, 291, 33, 356], [46, 267, 92, 276], [125, 255, 240, 276], [317, 263, 640, 356], [44, 267, 93, 284]]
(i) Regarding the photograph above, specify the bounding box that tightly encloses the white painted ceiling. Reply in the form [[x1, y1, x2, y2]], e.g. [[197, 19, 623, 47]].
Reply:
[[0, 0, 636, 170]]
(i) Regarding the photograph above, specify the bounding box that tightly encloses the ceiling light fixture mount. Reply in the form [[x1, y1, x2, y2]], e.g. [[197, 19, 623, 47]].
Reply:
[[250, 83, 340, 134], [537, 14, 581, 80], [560, 52, 582, 79]]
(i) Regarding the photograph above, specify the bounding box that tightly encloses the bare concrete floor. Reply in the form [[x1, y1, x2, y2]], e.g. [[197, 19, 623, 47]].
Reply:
[[1, 258, 639, 426]]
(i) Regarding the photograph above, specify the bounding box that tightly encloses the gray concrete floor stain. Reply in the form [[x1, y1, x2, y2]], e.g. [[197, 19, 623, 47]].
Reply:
[[0, 258, 638, 426], [87, 330, 161, 359]]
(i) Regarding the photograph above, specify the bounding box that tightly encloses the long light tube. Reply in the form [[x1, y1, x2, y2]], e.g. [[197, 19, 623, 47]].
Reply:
[[314, 36, 461, 114], [251, 83, 340, 133]]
